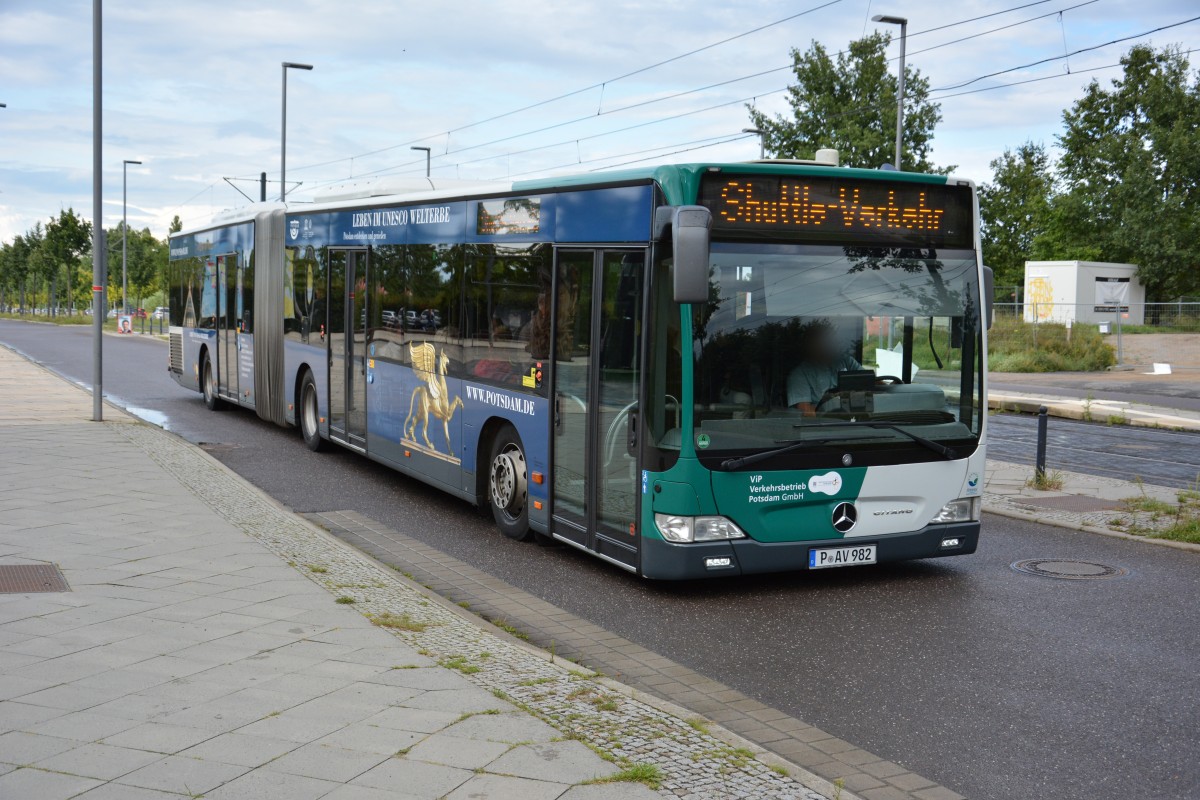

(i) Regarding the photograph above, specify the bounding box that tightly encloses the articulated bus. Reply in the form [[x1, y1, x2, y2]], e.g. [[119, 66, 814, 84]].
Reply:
[[167, 154, 991, 579]]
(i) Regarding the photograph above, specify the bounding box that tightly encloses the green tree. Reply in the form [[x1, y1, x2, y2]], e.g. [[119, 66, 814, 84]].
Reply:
[[169, 215, 183, 234], [1035, 44, 1200, 299], [747, 33, 947, 172], [22, 224, 48, 312], [129, 228, 167, 309], [978, 142, 1055, 293], [43, 208, 93, 314]]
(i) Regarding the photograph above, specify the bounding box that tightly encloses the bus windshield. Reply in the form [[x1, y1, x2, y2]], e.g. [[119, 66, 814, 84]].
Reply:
[[684, 243, 983, 466]]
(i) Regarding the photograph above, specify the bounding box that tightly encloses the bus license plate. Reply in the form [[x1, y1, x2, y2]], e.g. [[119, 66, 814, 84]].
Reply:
[[809, 545, 877, 569]]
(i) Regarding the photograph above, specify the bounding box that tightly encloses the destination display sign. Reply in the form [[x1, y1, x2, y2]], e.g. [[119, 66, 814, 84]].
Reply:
[[698, 174, 974, 248]]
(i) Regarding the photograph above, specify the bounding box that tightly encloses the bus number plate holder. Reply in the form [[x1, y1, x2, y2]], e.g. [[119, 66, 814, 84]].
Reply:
[[809, 545, 877, 569]]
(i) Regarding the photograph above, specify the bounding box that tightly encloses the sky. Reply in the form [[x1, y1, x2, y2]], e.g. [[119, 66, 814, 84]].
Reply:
[[1, 0, 1197, 243]]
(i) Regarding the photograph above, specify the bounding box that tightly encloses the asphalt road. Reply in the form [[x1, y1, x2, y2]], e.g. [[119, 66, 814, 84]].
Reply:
[[4, 320, 1198, 800], [987, 413, 1200, 489]]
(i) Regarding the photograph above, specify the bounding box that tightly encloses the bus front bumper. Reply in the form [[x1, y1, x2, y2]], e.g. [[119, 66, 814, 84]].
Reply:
[[640, 522, 979, 580]]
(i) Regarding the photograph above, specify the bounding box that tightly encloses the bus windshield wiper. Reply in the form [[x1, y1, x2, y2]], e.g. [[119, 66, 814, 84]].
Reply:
[[790, 420, 957, 460], [718, 436, 844, 471]]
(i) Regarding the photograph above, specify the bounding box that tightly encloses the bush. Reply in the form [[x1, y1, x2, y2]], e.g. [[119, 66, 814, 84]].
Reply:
[[988, 316, 1116, 372]]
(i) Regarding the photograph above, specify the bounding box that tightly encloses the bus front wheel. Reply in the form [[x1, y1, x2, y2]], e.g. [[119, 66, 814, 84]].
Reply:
[[488, 426, 531, 541], [300, 371, 324, 452], [201, 354, 223, 411]]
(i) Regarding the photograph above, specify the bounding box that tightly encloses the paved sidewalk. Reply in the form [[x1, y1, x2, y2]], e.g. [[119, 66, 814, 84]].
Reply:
[[0, 346, 823, 800], [984, 459, 1200, 553]]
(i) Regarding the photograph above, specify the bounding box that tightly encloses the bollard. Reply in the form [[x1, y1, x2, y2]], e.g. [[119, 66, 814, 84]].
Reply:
[[1035, 405, 1048, 483]]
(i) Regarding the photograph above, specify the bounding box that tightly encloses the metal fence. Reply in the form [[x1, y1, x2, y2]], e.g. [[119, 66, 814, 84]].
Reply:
[[993, 303, 1200, 369]]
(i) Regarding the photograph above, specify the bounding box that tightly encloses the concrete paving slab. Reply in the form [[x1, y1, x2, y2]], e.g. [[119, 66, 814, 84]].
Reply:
[[444, 772, 570, 800], [268, 741, 392, 783], [360, 665, 471, 690], [351, 757, 474, 796], [26, 710, 142, 743], [234, 712, 352, 743], [0, 766, 102, 799], [399, 688, 517, 715], [195, 766, 342, 800], [0, 730, 81, 763], [117, 753, 249, 794], [101, 721, 217, 754], [485, 741, 622, 784], [321, 783, 428, 800], [0, 700, 67, 733], [443, 711, 561, 744], [177, 731, 300, 768], [33, 741, 164, 781], [72, 783, 191, 799], [406, 732, 511, 769], [315, 722, 423, 756], [364, 706, 464, 734]]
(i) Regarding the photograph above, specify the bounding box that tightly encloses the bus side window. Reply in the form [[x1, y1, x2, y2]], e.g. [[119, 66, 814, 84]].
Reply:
[[464, 243, 546, 389]]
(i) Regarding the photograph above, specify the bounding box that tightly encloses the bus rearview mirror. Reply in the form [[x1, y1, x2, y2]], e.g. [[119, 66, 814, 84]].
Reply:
[[671, 206, 712, 304], [982, 264, 994, 330]]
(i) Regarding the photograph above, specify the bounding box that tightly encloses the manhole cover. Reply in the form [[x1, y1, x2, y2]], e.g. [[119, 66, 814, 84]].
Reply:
[[0, 564, 71, 593], [1011, 559, 1129, 580], [1013, 496, 1124, 512]]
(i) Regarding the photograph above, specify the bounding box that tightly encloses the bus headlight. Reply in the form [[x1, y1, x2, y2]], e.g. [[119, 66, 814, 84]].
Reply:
[[930, 497, 980, 524], [654, 514, 747, 543]]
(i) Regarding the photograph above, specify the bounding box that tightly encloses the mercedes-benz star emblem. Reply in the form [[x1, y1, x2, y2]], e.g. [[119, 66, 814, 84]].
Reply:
[[831, 502, 858, 533]]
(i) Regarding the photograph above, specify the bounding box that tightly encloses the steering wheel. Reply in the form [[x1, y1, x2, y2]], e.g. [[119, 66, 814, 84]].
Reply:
[[875, 375, 904, 385], [815, 390, 841, 411]]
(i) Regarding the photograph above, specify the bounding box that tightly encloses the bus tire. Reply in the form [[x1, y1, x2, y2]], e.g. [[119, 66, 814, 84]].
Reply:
[[488, 426, 532, 541], [201, 353, 223, 411], [299, 370, 324, 452]]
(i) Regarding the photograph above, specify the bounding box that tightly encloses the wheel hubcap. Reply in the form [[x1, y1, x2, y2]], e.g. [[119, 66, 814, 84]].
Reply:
[[490, 445, 527, 518], [303, 387, 317, 436]]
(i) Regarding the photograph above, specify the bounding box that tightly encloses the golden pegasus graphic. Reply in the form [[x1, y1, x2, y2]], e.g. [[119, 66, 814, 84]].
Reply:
[[404, 342, 463, 455]]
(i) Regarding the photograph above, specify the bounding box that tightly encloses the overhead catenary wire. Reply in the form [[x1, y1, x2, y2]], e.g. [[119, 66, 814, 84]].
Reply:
[[181, 7, 1198, 212], [288, 0, 1120, 189], [936, 15, 1200, 90], [275, 0, 1072, 183], [279, 0, 847, 177]]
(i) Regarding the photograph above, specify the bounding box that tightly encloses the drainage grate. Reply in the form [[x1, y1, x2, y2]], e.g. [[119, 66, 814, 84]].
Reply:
[[1013, 495, 1124, 512], [1011, 559, 1129, 580], [0, 564, 71, 593]]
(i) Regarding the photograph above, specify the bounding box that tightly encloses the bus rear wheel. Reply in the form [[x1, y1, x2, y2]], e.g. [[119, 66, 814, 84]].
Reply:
[[201, 354, 223, 411], [488, 426, 531, 541], [299, 371, 324, 452]]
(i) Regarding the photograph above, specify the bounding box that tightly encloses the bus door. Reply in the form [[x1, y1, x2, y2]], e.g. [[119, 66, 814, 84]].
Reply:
[[217, 254, 238, 402], [327, 249, 368, 449], [550, 248, 645, 571]]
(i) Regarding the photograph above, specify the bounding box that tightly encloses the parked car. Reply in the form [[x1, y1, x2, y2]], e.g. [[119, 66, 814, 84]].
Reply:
[[152, 306, 168, 320]]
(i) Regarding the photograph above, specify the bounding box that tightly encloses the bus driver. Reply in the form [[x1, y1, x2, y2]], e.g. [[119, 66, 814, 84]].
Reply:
[[787, 322, 862, 415]]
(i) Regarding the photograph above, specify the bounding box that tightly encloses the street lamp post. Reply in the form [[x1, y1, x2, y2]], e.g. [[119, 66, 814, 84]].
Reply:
[[741, 128, 766, 159], [122, 159, 142, 316], [280, 62, 313, 201], [872, 14, 908, 170], [411, 146, 432, 177], [91, 0, 104, 421]]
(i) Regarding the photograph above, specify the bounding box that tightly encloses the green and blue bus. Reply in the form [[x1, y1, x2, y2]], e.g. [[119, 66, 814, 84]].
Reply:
[[167, 154, 990, 579]]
